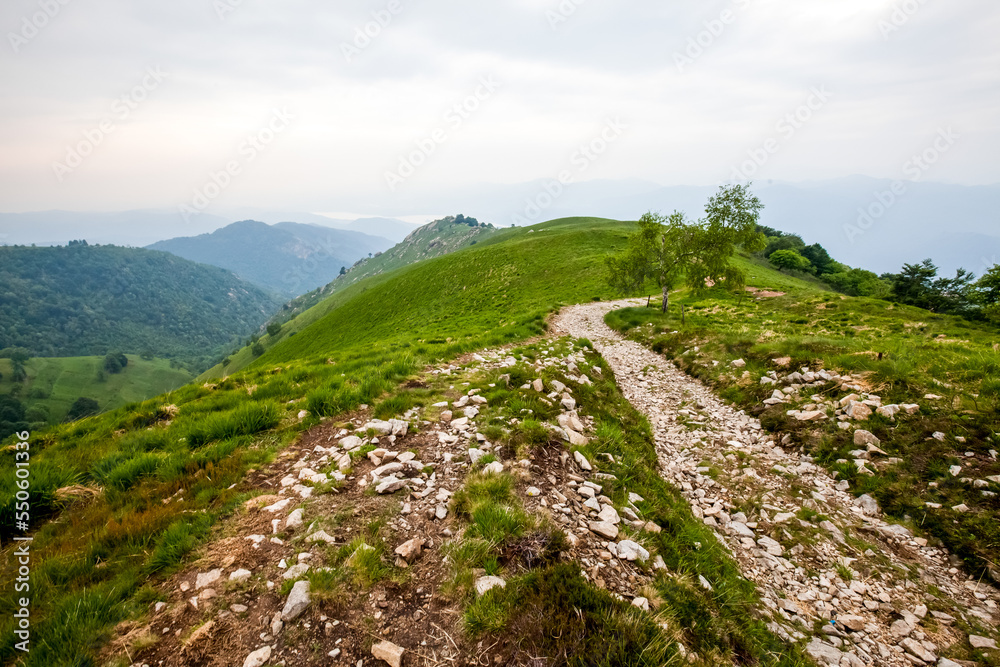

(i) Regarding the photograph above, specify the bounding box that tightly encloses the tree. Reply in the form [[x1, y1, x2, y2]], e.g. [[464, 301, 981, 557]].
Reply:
[[266, 322, 282, 337], [770, 249, 812, 273], [339, 266, 347, 276], [825, 268, 890, 298], [763, 234, 805, 258], [65, 397, 99, 421], [888, 259, 976, 315], [800, 243, 835, 275], [606, 184, 766, 312], [103, 351, 128, 374], [0, 347, 31, 383], [251, 342, 265, 357], [974, 265, 1000, 323]]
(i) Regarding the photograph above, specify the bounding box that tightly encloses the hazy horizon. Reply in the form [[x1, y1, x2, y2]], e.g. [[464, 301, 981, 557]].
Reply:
[[2, 1, 998, 218]]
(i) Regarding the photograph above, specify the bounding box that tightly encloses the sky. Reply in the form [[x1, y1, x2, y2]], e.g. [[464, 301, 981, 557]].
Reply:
[[1, 0, 998, 217]]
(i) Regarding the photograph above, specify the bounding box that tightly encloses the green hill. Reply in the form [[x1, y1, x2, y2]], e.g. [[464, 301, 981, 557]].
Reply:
[[0, 243, 283, 368], [0, 355, 192, 426], [4, 215, 998, 667], [205, 214, 504, 377]]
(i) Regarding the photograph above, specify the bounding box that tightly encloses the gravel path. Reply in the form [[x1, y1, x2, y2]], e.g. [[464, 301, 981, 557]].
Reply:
[[553, 300, 999, 667]]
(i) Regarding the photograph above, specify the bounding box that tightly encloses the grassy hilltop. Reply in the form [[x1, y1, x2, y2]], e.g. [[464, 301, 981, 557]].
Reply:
[[0, 216, 997, 666]]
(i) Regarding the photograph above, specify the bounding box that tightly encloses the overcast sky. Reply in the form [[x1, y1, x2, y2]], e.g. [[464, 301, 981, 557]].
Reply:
[[1, 0, 998, 216]]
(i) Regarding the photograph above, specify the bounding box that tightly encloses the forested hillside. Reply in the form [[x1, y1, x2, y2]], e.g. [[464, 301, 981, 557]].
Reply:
[[0, 243, 282, 368]]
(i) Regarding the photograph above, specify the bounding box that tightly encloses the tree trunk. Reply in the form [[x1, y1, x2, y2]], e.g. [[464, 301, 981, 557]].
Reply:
[[661, 284, 669, 313]]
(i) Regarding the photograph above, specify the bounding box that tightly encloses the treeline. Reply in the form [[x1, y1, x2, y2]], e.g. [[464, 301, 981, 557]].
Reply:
[[0, 244, 282, 370], [756, 226, 1000, 323]]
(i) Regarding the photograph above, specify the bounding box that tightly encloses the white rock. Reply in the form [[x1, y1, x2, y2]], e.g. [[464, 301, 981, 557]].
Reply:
[[196, 569, 222, 590], [474, 576, 506, 596], [573, 451, 592, 472], [281, 580, 311, 621], [372, 640, 405, 667], [243, 646, 272, 667], [229, 569, 252, 583], [970, 635, 998, 649], [282, 563, 310, 580], [285, 508, 304, 531], [616, 540, 649, 562]]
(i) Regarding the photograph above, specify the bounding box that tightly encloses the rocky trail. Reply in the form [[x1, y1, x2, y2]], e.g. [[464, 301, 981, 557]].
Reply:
[[118, 300, 999, 667], [552, 300, 999, 667]]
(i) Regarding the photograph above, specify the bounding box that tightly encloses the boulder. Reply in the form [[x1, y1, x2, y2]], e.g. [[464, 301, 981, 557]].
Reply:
[[573, 451, 592, 471], [616, 540, 649, 562], [856, 494, 880, 516], [339, 435, 363, 450], [196, 569, 222, 590], [285, 508, 304, 531], [371, 640, 405, 667], [474, 576, 507, 596], [243, 646, 272, 667], [376, 476, 407, 494], [970, 635, 998, 649], [282, 563, 310, 580], [394, 538, 424, 562], [853, 430, 880, 447], [281, 580, 311, 621], [598, 505, 621, 525], [588, 521, 619, 540]]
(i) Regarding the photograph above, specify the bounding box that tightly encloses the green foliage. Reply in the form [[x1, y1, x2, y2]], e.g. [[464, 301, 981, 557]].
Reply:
[[103, 351, 128, 375], [605, 184, 766, 312], [251, 341, 265, 357], [887, 258, 977, 317], [824, 268, 890, 297], [66, 397, 100, 421], [0, 244, 281, 367], [769, 249, 812, 273], [762, 233, 804, 257]]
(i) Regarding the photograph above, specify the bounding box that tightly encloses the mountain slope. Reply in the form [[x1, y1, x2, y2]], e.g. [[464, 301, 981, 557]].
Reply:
[[0, 244, 281, 367], [5, 216, 998, 667], [148, 220, 393, 296]]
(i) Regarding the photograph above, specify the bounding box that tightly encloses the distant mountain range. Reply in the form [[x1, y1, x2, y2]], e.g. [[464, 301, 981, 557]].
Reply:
[[308, 177, 1000, 276], [147, 220, 394, 297], [3, 177, 997, 277]]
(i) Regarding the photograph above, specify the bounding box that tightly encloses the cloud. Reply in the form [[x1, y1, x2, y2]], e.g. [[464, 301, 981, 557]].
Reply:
[[0, 0, 997, 214]]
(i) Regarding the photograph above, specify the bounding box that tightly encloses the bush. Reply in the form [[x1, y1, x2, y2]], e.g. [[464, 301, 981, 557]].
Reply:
[[66, 397, 100, 421]]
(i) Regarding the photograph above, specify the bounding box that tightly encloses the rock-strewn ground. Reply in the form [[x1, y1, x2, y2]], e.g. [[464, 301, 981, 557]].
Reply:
[[553, 300, 999, 667]]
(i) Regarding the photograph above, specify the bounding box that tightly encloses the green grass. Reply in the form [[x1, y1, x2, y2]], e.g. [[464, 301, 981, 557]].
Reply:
[[605, 256, 1000, 584], [0, 355, 193, 424], [201, 217, 627, 379], [0, 217, 648, 667]]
